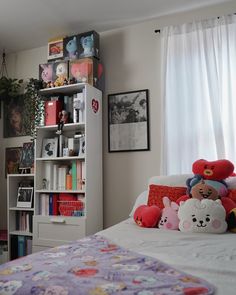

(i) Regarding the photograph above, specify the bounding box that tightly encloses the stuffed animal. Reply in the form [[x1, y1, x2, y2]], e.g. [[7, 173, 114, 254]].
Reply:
[[65, 37, 78, 59], [40, 64, 53, 83], [79, 34, 94, 58], [70, 60, 93, 83], [134, 205, 161, 228], [158, 197, 179, 230], [54, 63, 68, 87], [178, 199, 227, 233], [192, 159, 234, 181]]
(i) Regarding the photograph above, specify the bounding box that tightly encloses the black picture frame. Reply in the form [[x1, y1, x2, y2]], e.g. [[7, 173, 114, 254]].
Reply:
[[5, 147, 22, 178], [4, 96, 29, 138], [19, 142, 34, 170], [16, 187, 33, 208], [108, 89, 150, 152]]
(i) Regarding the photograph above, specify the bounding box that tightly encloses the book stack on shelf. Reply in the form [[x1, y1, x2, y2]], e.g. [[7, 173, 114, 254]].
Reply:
[[39, 193, 84, 217], [11, 235, 32, 260], [16, 211, 33, 233]]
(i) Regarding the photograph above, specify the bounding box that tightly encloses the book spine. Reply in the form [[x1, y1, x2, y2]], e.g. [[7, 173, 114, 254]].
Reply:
[[53, 164, 59, 190], [76, 160, 82, 190], [71, 160, 77, 190], [49, 193, 53, 215], [52, 194, 59, 215], [18, 236, 25, 257], [82, 161, 86, 190], [58, 167, 67, 190], [45, 161, 54, 190]]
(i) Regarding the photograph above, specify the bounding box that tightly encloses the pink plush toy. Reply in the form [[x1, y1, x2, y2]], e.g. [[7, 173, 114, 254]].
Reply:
[[158, 197, 180, 230], [134, 205, 161, 228]]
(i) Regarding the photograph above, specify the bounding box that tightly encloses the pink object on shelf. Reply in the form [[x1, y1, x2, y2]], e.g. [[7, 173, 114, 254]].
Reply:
[[0, 230, 7, 241]]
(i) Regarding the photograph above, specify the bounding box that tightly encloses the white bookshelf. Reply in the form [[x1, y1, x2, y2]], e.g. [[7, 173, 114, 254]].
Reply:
[[33, 83, 103, 252], [7, 174, 34, 260]]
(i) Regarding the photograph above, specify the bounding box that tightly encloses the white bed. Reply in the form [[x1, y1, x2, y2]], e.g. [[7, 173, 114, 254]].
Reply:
[[99, 174, 236, 294], [98, 218, 236, 295]]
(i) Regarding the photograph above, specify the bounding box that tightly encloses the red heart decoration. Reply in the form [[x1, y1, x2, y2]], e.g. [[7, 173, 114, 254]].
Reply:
[[92, 99, 99, 113], [192, 159, 234, 181], [134, 205, 161, 227]]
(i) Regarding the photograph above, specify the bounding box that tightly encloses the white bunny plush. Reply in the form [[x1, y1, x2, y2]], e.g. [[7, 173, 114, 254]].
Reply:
[[178, 199, 227, 233]]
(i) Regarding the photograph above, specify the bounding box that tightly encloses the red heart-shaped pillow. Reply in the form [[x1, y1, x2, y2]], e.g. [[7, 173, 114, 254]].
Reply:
[[192, 159, 234, 181], [134, 205, 161, 228]]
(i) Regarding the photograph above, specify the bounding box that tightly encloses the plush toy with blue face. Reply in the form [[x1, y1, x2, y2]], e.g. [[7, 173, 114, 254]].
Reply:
[[66, 37, 78, 59], [79, 34, 94, 58]]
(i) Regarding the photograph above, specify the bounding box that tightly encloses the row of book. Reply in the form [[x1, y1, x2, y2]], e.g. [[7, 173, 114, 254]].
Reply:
[[39, 193, 85, 217], [11, 235, 32, 259], [44, 160, 85, 191], [16, 211, 33, 233]]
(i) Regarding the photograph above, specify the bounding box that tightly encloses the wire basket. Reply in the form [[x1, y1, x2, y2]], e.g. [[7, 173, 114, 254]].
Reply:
[[58, 200, 85, 216]]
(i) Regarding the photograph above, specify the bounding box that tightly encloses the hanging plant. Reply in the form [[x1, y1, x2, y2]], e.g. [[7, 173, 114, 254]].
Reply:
[[23, 78, 44, 139], [0, 76, 23, 100]]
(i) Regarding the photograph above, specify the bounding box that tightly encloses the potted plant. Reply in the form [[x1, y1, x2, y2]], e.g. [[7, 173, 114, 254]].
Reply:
[[23, 78, 44, 139]]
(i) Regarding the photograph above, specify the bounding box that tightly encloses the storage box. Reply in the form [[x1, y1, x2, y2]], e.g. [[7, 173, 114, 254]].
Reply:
[[77, 30, 100, 60], [69, 57, 98, 87], [44, 100, 63, 126], [63, 34, 80, 60], [39, 63, 54, 88], [52, 61, 69, 87]]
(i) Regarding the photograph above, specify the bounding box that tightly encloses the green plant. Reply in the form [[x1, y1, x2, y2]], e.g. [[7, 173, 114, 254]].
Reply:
[[23, 78, 44, 139], [0, 76, 23, 100]]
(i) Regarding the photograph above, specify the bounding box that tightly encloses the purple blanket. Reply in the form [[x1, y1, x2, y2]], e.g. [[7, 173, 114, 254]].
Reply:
[[0, 235, 214, 294]]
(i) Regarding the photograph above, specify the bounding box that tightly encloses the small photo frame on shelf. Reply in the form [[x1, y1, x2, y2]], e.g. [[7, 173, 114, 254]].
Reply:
[[48, 38, 64, 61], [17, 187, 34, 208], [79, 136, 85, 157], [41, 137, 58, 158], [108, 89, 150, 152]]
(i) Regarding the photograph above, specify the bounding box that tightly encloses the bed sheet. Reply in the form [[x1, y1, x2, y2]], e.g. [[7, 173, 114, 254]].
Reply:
[[97, 218, 236, 295]]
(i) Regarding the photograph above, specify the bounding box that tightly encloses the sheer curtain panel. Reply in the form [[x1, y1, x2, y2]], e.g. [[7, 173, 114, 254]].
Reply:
[[161, 15, 236, 175]]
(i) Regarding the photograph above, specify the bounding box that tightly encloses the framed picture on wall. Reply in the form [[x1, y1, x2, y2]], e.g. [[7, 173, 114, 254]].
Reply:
[[4, 96, 29, 138], [5, 147, 22, 178], [19, 142, 34, 170], [108, 89, 150, 152]]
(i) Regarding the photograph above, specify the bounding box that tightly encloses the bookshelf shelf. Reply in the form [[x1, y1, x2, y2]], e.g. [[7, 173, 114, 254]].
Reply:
[[10, 231, 33, 237], [36, 156, 85, 161], [9, 207, 35, 212], [39, 83, 87, 96], [33, 83, 103, 252], [37, 122, 85, 132], [35, 189, 85, 193]]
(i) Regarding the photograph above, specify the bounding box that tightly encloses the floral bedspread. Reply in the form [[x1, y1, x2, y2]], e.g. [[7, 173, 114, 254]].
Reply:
[[0, 235, 214, 295]]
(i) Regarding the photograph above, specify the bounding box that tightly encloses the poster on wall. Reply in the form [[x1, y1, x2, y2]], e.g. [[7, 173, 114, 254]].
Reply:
[[4, 96, 29, 138], [108, 89, 150, 152], [5, 147, 22, 177]]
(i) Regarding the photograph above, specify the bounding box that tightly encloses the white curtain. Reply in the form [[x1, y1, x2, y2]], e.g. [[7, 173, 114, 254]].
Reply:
[[161, 15, 236, 175]]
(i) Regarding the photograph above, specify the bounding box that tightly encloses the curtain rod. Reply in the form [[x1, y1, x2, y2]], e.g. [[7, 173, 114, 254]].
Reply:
[[154, 13, 236, 34]]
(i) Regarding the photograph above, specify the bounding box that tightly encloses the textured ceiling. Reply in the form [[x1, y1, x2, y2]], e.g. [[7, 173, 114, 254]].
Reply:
[[0, 0, 232, 53]]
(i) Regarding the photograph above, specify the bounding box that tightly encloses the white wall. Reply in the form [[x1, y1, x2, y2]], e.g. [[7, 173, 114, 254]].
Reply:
[[1, 0, 236, 229]]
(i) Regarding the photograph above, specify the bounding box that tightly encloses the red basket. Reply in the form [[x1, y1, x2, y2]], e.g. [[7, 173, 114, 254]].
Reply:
[[58, 200, 84, 216]]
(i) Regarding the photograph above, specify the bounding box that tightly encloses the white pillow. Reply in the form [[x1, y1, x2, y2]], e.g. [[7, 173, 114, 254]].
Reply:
[[225, 176, 236, 189], [129, 190, 148, 217], [148, 174, 193, 187]]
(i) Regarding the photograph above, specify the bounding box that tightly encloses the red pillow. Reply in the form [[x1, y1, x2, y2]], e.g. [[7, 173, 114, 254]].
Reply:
[[227, 189, 236, 203], [147, 184, 187, 209]]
